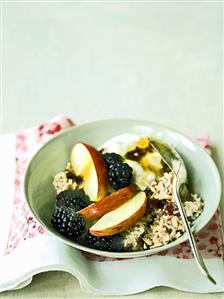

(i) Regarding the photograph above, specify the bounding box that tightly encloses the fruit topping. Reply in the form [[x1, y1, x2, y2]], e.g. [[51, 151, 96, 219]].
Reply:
[[85, 232, 114, 251], [85, 232, 126, 252], [90, 191, 147, 236], [103, 152, 123, 167], [165, 202, 180, 216], [51, 207, 86, 239], [108, 162, 133, 190], [56, 189, 90, 212], [79, 185, 137, 220], [71, 143, 108, 202]]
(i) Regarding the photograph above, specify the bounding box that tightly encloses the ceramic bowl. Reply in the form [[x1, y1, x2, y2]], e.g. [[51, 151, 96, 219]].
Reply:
[[24, 119, 221, 258]]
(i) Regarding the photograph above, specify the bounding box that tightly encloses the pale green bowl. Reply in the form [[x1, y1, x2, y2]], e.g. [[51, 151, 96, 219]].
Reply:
[[24, 119, 221, 258]]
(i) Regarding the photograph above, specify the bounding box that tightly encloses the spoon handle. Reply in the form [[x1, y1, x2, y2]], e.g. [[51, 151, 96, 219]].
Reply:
[[173, 176, 216, 285]]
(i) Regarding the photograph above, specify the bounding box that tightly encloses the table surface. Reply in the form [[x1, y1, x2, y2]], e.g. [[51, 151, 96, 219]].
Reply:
[[1, 1, 223, 298]]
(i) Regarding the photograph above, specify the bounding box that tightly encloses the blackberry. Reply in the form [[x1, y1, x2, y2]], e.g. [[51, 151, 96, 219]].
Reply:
[[103, 153, 123, 168], [108, 162, 133, 190], [85, 232, 114, 251], [51, 207, 86, 239], [85, 232, 126, 252], [56, 189, 90, 212]]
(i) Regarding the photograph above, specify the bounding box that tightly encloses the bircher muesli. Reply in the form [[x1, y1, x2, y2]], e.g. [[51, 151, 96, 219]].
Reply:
[[51, 135, 203, 252]]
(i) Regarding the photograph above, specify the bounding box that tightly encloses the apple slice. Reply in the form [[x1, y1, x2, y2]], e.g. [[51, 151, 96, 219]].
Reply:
[[90, 191, 147, 236], [71, 143, 108, 202], [79, 184, 137, 220]]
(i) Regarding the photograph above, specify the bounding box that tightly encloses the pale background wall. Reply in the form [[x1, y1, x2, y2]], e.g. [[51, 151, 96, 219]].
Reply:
[[2, 1, 223, 298]]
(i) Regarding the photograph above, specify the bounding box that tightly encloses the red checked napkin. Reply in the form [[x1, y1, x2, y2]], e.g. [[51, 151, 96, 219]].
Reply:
[[0, 116, 223, 295]]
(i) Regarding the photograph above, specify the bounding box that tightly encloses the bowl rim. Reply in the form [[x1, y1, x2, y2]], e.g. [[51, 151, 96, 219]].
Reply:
[[23, 118, 222, 258]]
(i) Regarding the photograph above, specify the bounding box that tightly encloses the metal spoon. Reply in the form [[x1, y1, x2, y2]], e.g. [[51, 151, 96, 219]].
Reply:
[[150, 138, 216, 285]]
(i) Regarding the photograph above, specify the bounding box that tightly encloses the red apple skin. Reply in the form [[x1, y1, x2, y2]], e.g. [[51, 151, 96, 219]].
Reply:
[[82, 143, 108, 201], [79, 184, 137, 220], [89, 196, 147, 236]]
